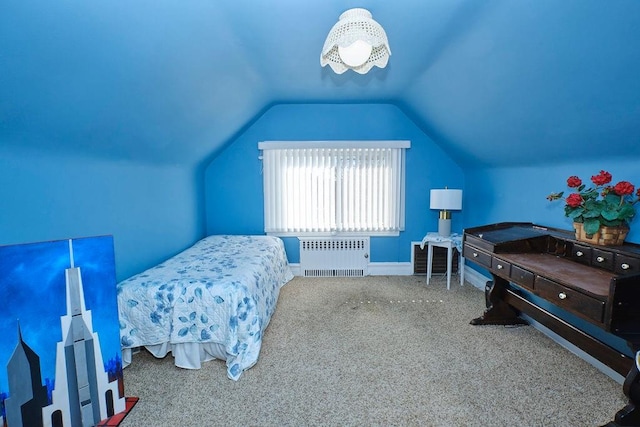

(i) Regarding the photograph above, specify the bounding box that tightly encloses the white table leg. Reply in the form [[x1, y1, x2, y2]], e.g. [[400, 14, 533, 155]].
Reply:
[[446, 243, 452, 290], [426, 242, 433, 285], [460, 256, 465, 286]]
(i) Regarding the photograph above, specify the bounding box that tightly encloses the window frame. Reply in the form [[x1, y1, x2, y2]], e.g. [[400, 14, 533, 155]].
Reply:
[[259, 140, 410, 237]]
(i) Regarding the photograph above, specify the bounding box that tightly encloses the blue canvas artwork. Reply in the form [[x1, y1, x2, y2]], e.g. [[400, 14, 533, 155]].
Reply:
[[0, 236, 127, 427]]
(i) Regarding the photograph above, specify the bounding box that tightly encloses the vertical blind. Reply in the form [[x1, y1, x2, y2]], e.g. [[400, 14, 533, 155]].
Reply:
[[259, 141, 410, 235]]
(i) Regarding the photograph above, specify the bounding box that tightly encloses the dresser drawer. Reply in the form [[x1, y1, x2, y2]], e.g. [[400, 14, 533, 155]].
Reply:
[[614, 255, 640, 275], [464, 244, 492, 268], [535, 276, 605, 324], [491, 257, 511, 278], [591, 249, 614, 271], [510, 265, 534, 290], [570, 243, 592, 266]]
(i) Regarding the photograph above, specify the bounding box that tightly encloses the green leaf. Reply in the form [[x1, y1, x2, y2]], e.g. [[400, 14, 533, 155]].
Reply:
[[603, 193, 622, 204], [601, 207, 621, 222], [582, 188, 599, 200], [582, 209, 601, 218], [619, 204, 636, 220], [566, 208, 584, 220], [583, 218, 601, 236], [582, 199, 602, 218]]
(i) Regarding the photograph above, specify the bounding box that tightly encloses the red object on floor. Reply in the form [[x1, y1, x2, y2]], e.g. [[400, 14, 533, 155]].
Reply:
[[96, 397, 139, 426]]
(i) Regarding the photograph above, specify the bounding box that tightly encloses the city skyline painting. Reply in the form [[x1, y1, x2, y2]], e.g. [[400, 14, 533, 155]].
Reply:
[[0, 235, 125, 426]]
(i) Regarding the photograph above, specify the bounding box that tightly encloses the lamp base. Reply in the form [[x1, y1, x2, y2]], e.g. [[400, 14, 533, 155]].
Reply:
[[437, 218, 451, 237]]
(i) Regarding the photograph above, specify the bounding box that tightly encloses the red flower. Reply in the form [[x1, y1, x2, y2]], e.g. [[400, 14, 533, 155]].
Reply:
[[548, 170, 638, 233], [566, 176, 582, 188], [565, 193, 583, 208], [614, 181, 635, 196], [591, 170, 612, 186]]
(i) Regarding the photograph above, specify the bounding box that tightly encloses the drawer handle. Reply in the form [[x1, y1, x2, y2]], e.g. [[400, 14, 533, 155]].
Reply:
[[497, 264, 503, 270], [576, 251, 583, 257], [558, 292, 567, 300], [621, 263, 630, 270], [473, 252, 478, 258], [596, 256, 605, 263]]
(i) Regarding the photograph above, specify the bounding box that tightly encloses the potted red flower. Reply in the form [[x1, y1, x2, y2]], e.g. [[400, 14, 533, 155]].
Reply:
[[547, 170, 639, 245]]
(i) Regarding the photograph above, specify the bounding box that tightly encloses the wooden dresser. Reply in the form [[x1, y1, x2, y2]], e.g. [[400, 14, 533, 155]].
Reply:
[[463, 222, 640, 426]]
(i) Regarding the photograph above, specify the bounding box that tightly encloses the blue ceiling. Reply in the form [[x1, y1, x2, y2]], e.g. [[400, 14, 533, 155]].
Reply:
[[2, 0, 640, 168]]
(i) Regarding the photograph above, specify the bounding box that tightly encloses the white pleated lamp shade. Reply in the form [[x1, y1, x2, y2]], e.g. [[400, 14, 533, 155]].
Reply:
[[321, 8, 391, 75]]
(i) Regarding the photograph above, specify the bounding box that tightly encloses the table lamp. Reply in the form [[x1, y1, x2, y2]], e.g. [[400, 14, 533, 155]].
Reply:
[[430, 189, 463, 236]]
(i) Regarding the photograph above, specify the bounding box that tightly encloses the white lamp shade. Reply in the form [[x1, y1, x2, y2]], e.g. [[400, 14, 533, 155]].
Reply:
[[430, 189, 463, 211]]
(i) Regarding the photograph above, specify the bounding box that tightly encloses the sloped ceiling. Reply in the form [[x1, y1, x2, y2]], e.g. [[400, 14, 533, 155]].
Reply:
[[2, 0, 640, 168]]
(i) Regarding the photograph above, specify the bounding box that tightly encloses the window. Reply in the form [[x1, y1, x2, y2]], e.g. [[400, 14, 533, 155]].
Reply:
[[259, 141, 410, 236]]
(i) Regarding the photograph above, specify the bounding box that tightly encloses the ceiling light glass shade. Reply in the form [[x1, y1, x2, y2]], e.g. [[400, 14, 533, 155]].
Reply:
[[338, 40, 373, 68], [320, 8, 391, 75]]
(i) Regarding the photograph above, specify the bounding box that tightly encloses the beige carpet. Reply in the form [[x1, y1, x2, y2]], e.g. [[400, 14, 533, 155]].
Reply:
[[120, 275, 627, 427]]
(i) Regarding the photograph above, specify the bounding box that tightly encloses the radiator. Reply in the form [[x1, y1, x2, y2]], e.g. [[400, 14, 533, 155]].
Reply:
[[299, 237, 370, 277]]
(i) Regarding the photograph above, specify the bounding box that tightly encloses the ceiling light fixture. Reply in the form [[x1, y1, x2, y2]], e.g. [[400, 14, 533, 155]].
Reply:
[[320, 8, 391, 75]]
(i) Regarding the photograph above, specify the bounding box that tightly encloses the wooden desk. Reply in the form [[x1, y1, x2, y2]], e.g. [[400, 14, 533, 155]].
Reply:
[[464, 222, 640, 426]]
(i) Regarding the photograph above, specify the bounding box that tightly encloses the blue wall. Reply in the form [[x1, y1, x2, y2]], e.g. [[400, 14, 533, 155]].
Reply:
[[0, 146, 205, 281], [463, 159, 639, 243], [204, 103, 464, 263], [4, 97, 637, 285]]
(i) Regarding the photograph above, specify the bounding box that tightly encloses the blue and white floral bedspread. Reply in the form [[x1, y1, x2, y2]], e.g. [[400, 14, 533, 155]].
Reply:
[[117, 235, 293, 380]]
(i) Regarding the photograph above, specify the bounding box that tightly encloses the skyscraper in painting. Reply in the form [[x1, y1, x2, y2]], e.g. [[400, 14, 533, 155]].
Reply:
[[5, 324, 50, 426], [3, 240, 125, 427]]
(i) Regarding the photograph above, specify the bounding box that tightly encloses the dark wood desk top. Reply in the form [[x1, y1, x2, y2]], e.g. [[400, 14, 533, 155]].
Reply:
[[465, 221, 640, 256], [497, 252, 613, 299]]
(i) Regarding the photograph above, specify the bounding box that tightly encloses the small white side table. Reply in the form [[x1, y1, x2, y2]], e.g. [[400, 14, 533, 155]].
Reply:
[[420, 232, 465, 290]]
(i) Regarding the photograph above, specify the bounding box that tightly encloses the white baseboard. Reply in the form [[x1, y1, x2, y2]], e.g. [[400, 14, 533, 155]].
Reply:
[[368, 262, 413, 275], [291, 262, 472, 278], [521, 314, 625, 384], [289, 264, 301, 276], [289, 262, 413, 276], [462, 267, 490, 290]]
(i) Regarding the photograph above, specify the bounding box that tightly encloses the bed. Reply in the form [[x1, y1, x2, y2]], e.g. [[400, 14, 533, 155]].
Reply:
[[116, 235, 293, 380]]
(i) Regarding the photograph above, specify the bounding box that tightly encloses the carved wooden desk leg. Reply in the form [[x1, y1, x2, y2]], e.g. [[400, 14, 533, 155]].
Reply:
[[603, 351, 640, 427], [470, 275, 528, 326]]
